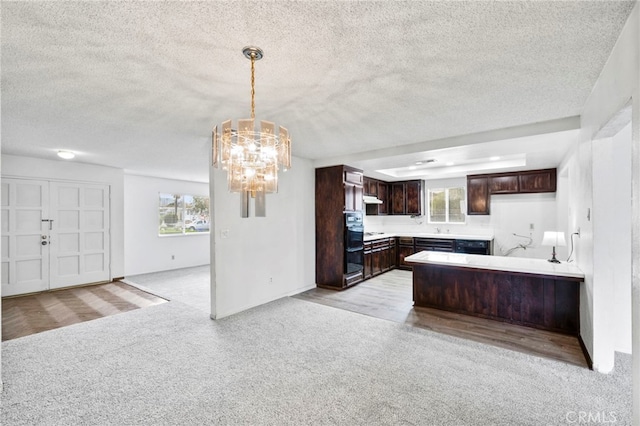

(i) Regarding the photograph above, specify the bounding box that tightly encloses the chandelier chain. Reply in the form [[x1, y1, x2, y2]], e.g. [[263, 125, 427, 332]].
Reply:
[[250, 53, 256, 120]]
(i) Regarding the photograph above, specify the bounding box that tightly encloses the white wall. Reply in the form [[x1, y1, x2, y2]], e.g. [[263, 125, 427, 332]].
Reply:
[[123, 174, 210, 276], [1, 154, 125, 278], [566, 2, 639, 378], [364, 176, 563, 260], [593, 123, 633, 355], [210, 156, 315, 318]]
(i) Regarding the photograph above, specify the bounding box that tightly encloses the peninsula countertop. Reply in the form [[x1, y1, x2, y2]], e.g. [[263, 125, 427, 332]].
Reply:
[[404, 251, 584, 280], [363, 232, 494, 242]]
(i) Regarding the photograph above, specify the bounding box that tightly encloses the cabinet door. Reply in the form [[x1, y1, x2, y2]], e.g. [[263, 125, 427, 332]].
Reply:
[[344, 183, 355, 212], [354, 185, 363, 212], [489, 175, 519, 194], [372, 249, 384, 276], [364, 250, 372, 279], [397, 245, 415, 270], [519, 169, 556, 193], [369, 180, 378, 197], [391, 183, 405, 215], [467, 176, 489, 215], [405, 181, 422, 215], [387, 243, 396, 270], [344, 170, 363, 185], [377, 182, 389, 214], [344, 184, 363, 212]]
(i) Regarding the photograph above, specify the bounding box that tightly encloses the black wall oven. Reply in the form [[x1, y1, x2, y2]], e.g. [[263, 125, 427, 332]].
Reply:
[[345, 212, 364, 274]]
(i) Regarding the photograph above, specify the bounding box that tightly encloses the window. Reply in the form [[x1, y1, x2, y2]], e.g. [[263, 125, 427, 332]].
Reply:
[[158, 193, 210, 235], [428, 187, 465, 223]]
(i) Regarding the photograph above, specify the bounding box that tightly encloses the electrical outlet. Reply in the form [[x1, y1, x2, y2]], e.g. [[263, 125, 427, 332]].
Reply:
[[576, 227, 581, 238], [268, 277, 273, 285], [529, 223, 534, 230], [171, 255, 175, 260]]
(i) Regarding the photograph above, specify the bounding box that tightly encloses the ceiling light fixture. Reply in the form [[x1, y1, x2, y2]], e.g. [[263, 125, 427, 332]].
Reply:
[[57, 150, 75, 160], [490, 156, 501, 161], [446, 162, 455, 166], [212, 46, 291, 218]]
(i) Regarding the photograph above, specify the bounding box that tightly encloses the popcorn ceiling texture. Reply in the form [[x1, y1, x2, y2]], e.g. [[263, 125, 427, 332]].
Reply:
[[1, 1, 635, 181]]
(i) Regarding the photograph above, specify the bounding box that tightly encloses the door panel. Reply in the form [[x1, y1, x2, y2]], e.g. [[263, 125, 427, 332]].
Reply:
[[1, 179, 50, 296], [49, 182, 110, 289]]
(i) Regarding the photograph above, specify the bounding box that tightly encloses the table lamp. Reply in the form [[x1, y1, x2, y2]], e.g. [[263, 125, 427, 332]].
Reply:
[[541, 231, 566, 263]]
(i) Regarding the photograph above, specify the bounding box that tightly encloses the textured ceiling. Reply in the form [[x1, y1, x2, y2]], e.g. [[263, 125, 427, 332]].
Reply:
[[1, 1, 635, 182]]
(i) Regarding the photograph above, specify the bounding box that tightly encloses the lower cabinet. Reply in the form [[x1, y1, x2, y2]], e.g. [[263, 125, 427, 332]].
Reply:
[[363, 238, 395, 281], [397, 237, 415, 270], [413, 264, 580, 334], [364, 242, 373, 280]]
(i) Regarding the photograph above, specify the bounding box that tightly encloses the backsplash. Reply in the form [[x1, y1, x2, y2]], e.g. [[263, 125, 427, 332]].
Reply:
[[363, 192, 565, 260]]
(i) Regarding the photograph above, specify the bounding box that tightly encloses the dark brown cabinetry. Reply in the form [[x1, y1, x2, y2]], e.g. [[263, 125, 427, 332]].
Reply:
[[364, 177, 418, 216], [468, 168, 557, 216], [518, 169, 557, 193], [397, 237, 416, 270], [412, 264, 580, 335], [391, 180, 422, 215], [316, 165, 364, 289], [377, 182, 389, 214], [488, 174, 519, 194], [415, 238, 455, 253], [363, 177, 390, 216], [467, 176, 490, 215], [344, 169, 364, 212], [364, 238, 396, 280]]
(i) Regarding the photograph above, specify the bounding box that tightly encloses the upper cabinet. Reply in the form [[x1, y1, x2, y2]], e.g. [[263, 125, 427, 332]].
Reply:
[[518, 169, 557, 193], [468, 168, 557, 215], [343, 168, 364, 212], [488, 174, 519, 194], [467, 176, 490, 215], [390, 180, 422, 216], [377, 182, 389, 214], [364, 177, 419, 216]]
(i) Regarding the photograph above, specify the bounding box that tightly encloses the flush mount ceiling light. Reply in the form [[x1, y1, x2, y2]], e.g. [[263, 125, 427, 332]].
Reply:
[[211, 46, 292, 218], [57, 150, 75, 160]]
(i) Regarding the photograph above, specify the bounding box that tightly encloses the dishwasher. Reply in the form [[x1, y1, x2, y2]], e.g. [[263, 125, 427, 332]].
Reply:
[[454, 239, 491, 255]]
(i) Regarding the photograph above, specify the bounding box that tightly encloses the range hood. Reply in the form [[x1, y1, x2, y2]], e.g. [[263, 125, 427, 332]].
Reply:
[[363, 195, 383, 204]]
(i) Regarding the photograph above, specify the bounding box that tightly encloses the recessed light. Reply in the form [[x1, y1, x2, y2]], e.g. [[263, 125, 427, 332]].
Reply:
[[490, 156, 500, 161], [409, 166, 417, 170], [415, 161, 423, 165], [446, 162, 454, 166], [57, 150, 75, 160]]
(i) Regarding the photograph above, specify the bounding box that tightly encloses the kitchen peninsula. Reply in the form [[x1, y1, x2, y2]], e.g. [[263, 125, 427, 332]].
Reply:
[[405, 251, 585, 335]]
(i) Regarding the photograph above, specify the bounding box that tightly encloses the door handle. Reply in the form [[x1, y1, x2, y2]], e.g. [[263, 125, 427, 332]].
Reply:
[[41, 241, 48, 246]]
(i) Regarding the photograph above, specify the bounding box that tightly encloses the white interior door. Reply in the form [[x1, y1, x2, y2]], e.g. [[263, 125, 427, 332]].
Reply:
[[1, 179, 50, 297], [49, 182, 110, 289], [1, 178, 110, 296]]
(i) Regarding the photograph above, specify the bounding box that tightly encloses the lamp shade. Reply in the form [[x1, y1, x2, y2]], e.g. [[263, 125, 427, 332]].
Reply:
[[541, 231, 566, 247]]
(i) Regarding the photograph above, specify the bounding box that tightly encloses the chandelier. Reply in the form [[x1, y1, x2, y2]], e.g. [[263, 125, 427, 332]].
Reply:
[[212, 46, 291, 217]]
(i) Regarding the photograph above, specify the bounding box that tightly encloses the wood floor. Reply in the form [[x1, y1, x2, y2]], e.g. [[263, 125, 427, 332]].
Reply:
[[2, 282, 168, 341], [294, 269, 589, 368]]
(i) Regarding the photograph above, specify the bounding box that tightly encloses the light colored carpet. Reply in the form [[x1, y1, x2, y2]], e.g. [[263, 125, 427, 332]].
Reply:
[[1, 297, 631, 425], [123, 265, 210, 313]]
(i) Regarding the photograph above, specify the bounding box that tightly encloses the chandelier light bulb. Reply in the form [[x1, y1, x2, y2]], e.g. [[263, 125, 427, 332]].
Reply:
[[211, 46, 292, 218]]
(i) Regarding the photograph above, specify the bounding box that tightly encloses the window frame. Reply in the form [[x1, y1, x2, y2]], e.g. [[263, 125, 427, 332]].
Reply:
[[158, 192, 210, 236], [427, 186, 466, 224]]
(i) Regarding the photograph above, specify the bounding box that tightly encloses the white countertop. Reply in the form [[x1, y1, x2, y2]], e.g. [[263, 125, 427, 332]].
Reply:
[[363, 232, 493, 242], [404, 251, 585, 279]]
